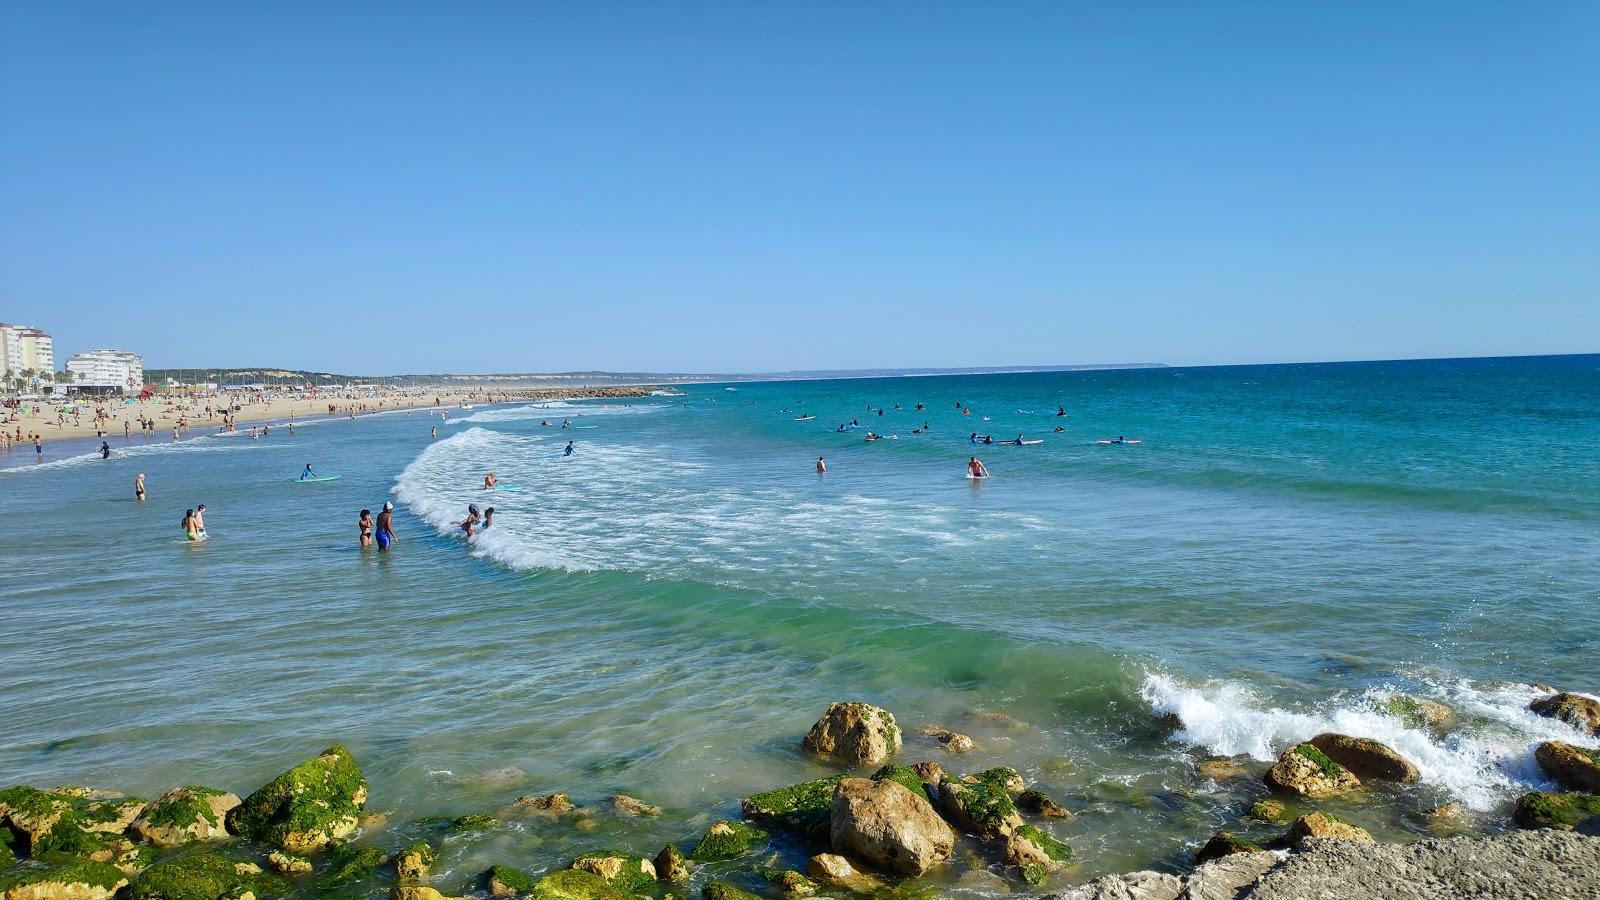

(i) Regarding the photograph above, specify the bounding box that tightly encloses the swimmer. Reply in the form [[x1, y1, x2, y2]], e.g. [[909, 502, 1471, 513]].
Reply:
[[461, 504, 481, 538], [358, 509, 374, 547], [564, 440, 575, 457], [968, 456, 989, 478], [484, 471, 498, 490], [1056, 407, 1067, 417], [816, 456, 826, 473], [482, 507, 494, 530], [134, 473, 146, 501], [376, 502, 396, 552]]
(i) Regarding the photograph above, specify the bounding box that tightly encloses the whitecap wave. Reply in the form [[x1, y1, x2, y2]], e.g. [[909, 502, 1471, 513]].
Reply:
[[456, 400, 671, 424], [1141, 672, 1600, 811]]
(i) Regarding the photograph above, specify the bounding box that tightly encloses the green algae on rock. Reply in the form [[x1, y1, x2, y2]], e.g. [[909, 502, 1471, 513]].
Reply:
[[1514, 791, 1600, 830], [763, 869, 818, 897], [482, 864, 532, 897], [701, 882, 760, 900], [939, 771, 1022, 838], [128, 787, 239, 848], [127, 853, 287, 900], [225, 746, 369, 854], [653, 844, 690, 883], [322, 846, 388, 888], [740, 777, 842, 838], [0, 853, 129, 900], [869, 765, 933, 802], [1194, 830, 1261, 864], [447, 814, 497, 833], [527, 869, 627, 900], [569, 852, 655, 893], [1264, 743, 1360, 798], [691, 821, 767, 862], [393, 843, 436, 882]]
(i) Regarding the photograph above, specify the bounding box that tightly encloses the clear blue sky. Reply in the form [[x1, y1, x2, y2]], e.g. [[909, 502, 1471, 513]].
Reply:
[[2, 2, 1596, 373]]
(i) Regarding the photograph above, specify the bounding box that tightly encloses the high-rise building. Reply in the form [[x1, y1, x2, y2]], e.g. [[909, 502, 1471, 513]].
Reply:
[[65, 349, 144, 394], [0, 323, 55, 381]]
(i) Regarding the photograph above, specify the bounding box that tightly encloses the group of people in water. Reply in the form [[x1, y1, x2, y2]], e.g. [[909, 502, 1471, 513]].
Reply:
[[357, 503, 398, 551]]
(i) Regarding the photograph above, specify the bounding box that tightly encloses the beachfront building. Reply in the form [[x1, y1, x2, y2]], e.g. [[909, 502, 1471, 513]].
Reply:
[[0, 323, 55, 385], [65, 349, 144, 395]]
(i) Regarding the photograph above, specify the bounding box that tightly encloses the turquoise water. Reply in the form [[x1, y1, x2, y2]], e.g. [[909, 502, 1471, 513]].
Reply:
[[3, 355, 1598, 891]]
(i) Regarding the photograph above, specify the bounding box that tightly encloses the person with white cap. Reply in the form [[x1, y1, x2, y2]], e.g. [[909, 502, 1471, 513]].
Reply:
[[376, 502, 397, 553]]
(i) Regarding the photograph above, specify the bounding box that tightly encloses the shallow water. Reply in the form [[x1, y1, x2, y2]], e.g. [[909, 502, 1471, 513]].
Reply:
[[3, 356, 1598, 892]]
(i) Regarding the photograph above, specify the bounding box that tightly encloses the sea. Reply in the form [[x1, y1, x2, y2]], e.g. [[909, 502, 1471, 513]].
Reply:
[[2, 354, 1597, 892]]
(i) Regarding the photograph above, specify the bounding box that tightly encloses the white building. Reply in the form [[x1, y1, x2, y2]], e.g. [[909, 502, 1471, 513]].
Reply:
[[66, 349, 144, 394], [0, 323, 55, 381]]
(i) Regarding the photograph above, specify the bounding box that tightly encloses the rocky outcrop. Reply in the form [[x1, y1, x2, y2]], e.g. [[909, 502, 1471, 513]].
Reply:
[[602, 795, 660, 817], [502, 793, 574, 817], [393, 843, 434, 882], [1018, 789, 1071, 818], [940, 769, 1025, 838], [1305, 733, 1419, 783], [1263, 743, 1360, 797], [1285, 811, 1374, 846], [225, 745, 368, 853], [1514, 791, 1600, 830], [1194, 830, 1262, 864], [266, 852, 311, 876], [1379, 695, 1456, 733], [1183, 850, 1286, 900], [801, 702, 901, 765], [829, 777, 954, 876], [690, 821, 766, 862], [765, 870, 817, 897], [482, 865, 532, 898], [1530, 692, 1600, 736], [1006, 824, 1073, 883], [127, 787, 240, 848], [526, 869, 622, 900], [1534, 741, 1600, 793], [917, 725, 974, 754], [653, 845, 690, 883], [1042, 870, 1183, 900]]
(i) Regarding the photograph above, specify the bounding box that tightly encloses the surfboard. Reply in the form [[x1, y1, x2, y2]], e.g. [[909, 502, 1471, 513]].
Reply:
[[1096, 440, 1142, 445], [291, 475, 342, 482], [794, 415, 815, 421], [965, 473, 989, 480], [491, 484, 524, 492]]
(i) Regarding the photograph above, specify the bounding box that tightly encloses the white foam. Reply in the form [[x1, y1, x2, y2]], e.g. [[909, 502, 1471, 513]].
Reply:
[[1141, 672, 1600, 811], [456, 400, 671, 424]]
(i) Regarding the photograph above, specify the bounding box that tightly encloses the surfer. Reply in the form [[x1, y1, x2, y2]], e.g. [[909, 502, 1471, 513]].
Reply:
[[300, 463, 316, 480], [816, 456, 826, 473], [100, 441, 111, 459], [1054, 426, 1065, 433], [564, 440, 575, 457], [358, 509, 374, 547], [376, 502, 396, 552], [135, 473, 146, 501], [968, 457, 989, 478], [461, 504, 481, 538], [1057, 407, 1067, 417], [484, 471, 498, 490]]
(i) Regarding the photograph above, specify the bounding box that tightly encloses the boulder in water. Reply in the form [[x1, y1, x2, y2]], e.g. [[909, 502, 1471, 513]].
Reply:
[[502, 793, 574, 817], [267, 852, 312, 876], [765, 870, 818, 897], [829, 778, 954, 876], [526, 869, 622, 900], [917, 725, 975, 754], [741, 776, 842, 838], [805, 854, 883, 893], [1264, 743, 1360, 797], [702, 883, 759, 900], [939, 770, 1024, 838], [802, 702, 902, 765], [1285, 811, 1374, 847], [602, 795, 660, 817], [690, 821, 766, 862], [1194, 831, 1262, 864], [482, 865, 532, 898], [652, 845, 689, 883], [1534, 742, 1600, 793], [0, 856, 129, 900], [127, 852, 288, 900], [1305, 733, 1418, 783], [1378, 694, 1455, 733], [225, 745, 368, 853], [569, 853, 655, 894], [1017, 789, 1071, 818], [392, 887, 458, 900], [127, 787, 240, 848], [1195, 758, 1251, 782], [1005, 824, 1073, 884], [1514, 791, 1600, 831], [1530, 692, 1600, 736]]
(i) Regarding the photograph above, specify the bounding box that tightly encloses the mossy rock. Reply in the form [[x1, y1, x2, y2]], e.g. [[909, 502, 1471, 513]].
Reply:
[[130, 787, 237, 848], [449, 814, 497, 833], [740, 776, 843, 838], [0, 786, 73, 850], [702, 882, 760, 900], [0, 853, 129, 899], [527, 869, 627, 900], [76, 797, 148, 834], [940, 772, 1022, 838], [1294, 744, 1345, 781], [226, 746, 369, 854], [653, 844, 690, 883], [482, 864, 532, 897], [128, 852, 289, 900], [691, 821, 767, 862], [33, 819, 115, 858], [1195, 830, 1261, 864], [1247, 799, 1293, 825], [1514, 791, 1600, 830], [393, 842, 436, 882], [763, 869, 818, 897], [570, 853, 655, 894], [0, 832, 15, 872], [322, 845, 389, 888], [869, 765, 932, 802], [1015, 825, 1072, 863], [1019, 862, 1049, 886]]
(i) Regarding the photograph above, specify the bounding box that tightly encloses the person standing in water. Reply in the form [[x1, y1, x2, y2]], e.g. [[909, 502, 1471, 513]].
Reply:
[[100, 441, 111, 459], [135, 473, 146, 501], [484, 471, 498, 490], [193, 504, 207, 538], [563, 441, 575, 457], [358, 509, 374, 547], [181, 508, 202, 541], [816, 456, 826, 473], [482, 507, 494, 530], [33, 435, 42, 461], [430, 426, 437, 438], [968, 456, 989, 478], [460, 504, 481, 537], [376, 502, 396, 552]]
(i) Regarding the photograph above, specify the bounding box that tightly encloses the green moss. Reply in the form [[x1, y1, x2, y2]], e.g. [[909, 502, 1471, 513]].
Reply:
[[129, 853, 288, 900], [0, 839, 15, 872], [870, 765, 930, 801], [484, 864, 533, 894], [654, 843, 690, 882], [1293, 743, 1346, 781], [225, 745, 367, 852], [1016, 825, 1072, 863], [571, 853, 654, 894], [0, 853, 127, 893], [450, 814, 497, 832], [528, 868, 627, 900], [143, 788, 228, 832], [321, 845, 387, 888], [764, 869, 818, 895], [949, 771, 1019, 833], [33, 818, 112, 857], [741, 776, 843, 836], [1515, 791, 1600, 829], [1019, 862, 1048, 885], [691, 820, 767, 862], [398, 841, 436, 870], [703, 882, 760, 900], [0, 785, 67, 821], [77, 797, 148, 830]]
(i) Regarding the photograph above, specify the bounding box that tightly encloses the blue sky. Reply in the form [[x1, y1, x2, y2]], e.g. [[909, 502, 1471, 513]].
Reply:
[[2, 3, 1596, 373]]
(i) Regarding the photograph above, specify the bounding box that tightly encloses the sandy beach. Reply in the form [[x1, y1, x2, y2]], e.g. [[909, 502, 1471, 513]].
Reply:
[[1, 385, 660, 444]]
